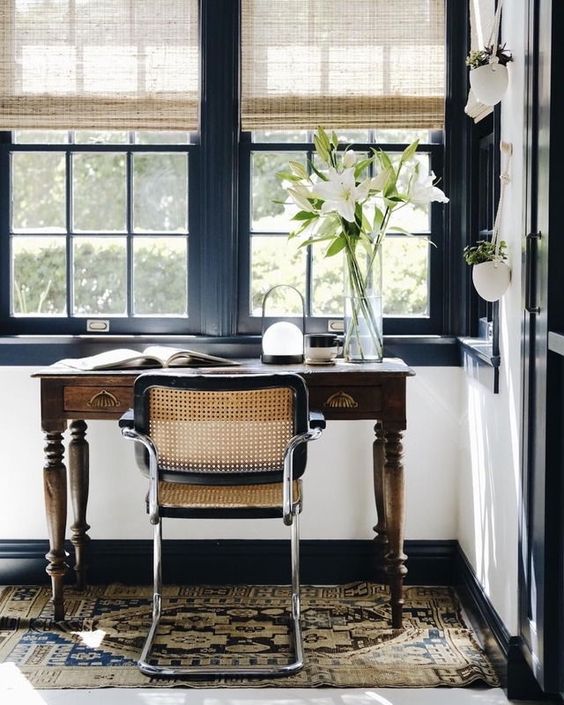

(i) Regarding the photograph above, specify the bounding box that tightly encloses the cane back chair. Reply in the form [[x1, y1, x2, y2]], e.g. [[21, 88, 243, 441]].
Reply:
[[119, 372, 325, 678]]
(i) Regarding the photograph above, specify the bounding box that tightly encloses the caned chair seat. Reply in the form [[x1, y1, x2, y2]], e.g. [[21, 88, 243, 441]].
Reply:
[[154, 479, 302, 517]]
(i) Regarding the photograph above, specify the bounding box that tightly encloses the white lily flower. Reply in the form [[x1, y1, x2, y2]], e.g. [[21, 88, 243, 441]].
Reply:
[[369, 168, 390, 192], [312, 167, 369, 223], [342, 150, 358, 168], [287, 184, 316, 213], [401, 169, 449, 210]]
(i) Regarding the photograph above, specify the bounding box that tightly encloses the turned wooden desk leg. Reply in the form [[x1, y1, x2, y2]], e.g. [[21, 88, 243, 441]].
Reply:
[[43, 428, 68, 621], [69, 420, 90, 590], [372, 421, 388, 569], [383, 429, 407, 629]]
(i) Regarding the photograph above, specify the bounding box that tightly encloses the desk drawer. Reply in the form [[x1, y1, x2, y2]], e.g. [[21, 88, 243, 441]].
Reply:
[[308, 385, 382, 418], [64, 386, 133, 414]]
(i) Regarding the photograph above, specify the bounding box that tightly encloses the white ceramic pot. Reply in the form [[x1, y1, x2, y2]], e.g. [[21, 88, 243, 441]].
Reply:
[[469, 63, 509, 106], [472, 261, 511, 302]]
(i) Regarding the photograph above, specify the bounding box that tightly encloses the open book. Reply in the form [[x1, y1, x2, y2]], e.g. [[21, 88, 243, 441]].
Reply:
[[56, 346, 240, 371]]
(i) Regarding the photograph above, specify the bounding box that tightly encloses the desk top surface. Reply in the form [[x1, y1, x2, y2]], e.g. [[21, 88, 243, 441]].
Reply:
[[34, 357, 415, 379]]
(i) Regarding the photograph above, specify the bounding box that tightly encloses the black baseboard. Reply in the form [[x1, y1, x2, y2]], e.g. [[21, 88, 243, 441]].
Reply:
[[0, 538, 456, 587], [455, 544, 546, 701]]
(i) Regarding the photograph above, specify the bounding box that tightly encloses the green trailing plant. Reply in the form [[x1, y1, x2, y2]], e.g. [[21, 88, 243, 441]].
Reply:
[[463, 239, 508, 266], [466, 44, 513, 70]]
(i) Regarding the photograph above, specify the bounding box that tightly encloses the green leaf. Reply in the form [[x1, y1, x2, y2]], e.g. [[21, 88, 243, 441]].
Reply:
[[297, 234, 336, 248], [276, 170, 301, 182], [358, 231, 375, 256], [354, 202, 363, 225], [400, 140, 420, 164], [325, 237, 347, 257], [309, 161, 328, 182], [288, 160, 308, 180], [388, 225, 413, 235], [313, 127, 332, 164], [354, 157, 374, 179], [316, 214, 342, 238], [373, 207, 384, 232], [331, 131, 339, 149], [291, 211, 318, 221], [375, 148, 393, 171], [317, 126, 331, 150], [289, 219, 315, 238]]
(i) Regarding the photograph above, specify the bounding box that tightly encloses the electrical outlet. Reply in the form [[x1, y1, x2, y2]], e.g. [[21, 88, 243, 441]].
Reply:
[[86, 319, 110, 333], [328, 319, 344, 333]]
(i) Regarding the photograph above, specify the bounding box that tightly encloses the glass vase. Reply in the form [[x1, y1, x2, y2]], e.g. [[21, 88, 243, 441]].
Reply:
[[343, 245, 383, 363]]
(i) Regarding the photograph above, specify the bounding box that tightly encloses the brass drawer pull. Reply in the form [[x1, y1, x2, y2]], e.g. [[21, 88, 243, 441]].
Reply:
[[87, 390, 121, 409], [324, 391, 359, 409]]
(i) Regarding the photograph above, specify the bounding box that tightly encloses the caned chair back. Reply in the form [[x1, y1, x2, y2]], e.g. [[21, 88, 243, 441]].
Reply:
[[133, 373, 309, 485]]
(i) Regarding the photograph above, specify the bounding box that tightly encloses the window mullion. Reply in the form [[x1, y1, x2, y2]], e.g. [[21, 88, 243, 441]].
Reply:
[[198, 0, 240, 336], [126, 150, 133, 317], [0, 133, 10, 331], [65, 149, 73, 319]]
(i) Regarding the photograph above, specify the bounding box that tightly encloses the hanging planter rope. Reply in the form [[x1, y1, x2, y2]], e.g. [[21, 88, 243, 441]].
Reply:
[[467, 0, 512, 107], [470, 142, 512, 302]]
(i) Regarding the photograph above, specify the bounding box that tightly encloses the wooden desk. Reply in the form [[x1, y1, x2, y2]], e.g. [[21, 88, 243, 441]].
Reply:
[[34, 358, 414, 627]]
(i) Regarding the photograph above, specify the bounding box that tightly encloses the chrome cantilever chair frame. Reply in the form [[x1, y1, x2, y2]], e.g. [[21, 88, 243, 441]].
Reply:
[[120, 373, 324, 678]]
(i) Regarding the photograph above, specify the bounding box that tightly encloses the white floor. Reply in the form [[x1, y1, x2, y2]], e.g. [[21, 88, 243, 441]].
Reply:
[[0, 680, 547, 705]]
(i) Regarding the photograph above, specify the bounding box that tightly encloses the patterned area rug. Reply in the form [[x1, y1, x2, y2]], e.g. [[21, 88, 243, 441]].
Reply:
[[0, 582, 499, 689]]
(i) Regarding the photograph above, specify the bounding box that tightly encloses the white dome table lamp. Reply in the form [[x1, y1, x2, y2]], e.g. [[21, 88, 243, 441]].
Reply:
[[260, 285, 305, 364]]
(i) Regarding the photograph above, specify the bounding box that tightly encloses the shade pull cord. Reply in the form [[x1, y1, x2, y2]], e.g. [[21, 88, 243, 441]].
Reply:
[[492, 141, 512, 258], [487, 0, 504, 62]]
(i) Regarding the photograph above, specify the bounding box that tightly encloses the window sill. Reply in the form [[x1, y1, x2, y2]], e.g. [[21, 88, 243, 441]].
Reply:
[[458, 337, 500, 368], [0, 334, 460, 367]]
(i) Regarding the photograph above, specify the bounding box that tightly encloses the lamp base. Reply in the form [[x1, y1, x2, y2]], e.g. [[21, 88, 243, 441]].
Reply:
[[261, 354, 304, 365]]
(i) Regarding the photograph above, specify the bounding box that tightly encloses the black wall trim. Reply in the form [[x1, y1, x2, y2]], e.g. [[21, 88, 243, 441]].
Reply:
[[455, 544, 547, 700], [0, 335, 460, 367], [0, 538, 456, 587]]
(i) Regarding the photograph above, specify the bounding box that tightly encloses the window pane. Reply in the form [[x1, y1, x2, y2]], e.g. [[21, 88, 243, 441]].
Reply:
[[133, 153, 188, 233], [12, 152, 66, 232], [12, 236, 66, 315], [252, 152, 306, 232], [332, 130, 370, 143], [13, 130, 69, 144], [252, 130, 307, 143], [133, 237, 187, 315], [372, 129, 432, 144], [251, 236, 305, 315], [73, 237, 126, 314], [383, 236, 429, 316], [73, 131, 129, 144], [311, 247, 344, 316], [73, 153, 126, 232], [135, 131, 190, 144]]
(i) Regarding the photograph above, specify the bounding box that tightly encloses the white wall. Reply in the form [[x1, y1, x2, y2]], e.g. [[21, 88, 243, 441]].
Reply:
[[457, 0, 525, 633], [0, 366, 460, 542]]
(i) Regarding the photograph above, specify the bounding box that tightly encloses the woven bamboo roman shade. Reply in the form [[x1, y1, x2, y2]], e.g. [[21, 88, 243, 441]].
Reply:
[[241, 0, 445, 130], [0, 0, 199, 130]]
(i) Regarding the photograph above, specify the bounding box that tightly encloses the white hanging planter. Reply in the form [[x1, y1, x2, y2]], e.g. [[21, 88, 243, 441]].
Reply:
[[469, 63, 509, 106], [472, 260, 511, 302]]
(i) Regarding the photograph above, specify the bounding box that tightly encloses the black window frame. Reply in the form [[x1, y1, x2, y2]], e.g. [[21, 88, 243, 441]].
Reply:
[[0, 131, 201, 335], [0, 0, 470, 342], [238, 131, 446, 336]]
